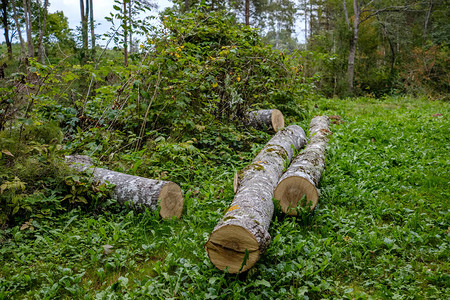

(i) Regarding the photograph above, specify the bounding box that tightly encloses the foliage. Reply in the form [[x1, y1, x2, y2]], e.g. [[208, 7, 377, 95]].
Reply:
[[0, 96, 448, 299], [0, 121, 114, 226]]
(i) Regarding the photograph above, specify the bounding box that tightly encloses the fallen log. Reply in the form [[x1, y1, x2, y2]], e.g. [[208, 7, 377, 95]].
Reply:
[[274, 116, 331, 215], [205, 125, 307, 273], [246, 109, 284, 132], [65, 155, 184, 219]]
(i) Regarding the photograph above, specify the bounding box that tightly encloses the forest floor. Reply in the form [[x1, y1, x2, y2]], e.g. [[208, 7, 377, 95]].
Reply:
[[1, 96, 449, 299]]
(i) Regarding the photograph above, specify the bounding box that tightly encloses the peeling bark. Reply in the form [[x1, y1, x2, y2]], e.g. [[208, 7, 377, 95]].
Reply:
[[205, 125, 307, 273], [65, 155, 184, 219], [274, 116, 331, 215], [246, 109, 285, 132]]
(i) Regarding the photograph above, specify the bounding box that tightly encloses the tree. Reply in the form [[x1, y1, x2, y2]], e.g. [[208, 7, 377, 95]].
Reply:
[[1, 0, 12, 59], [89, 0, 95, 60], [11, 0, 25, 56], [37, 0, 49, 63], [23, 0, 34, 58], [107, 0, 156, 66]]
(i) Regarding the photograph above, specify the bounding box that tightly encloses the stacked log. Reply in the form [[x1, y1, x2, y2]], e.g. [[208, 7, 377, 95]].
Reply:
[[246, 109, 284, 132], [274, 116, 331, 215], [205, 125, 307, 273], [65, 155, 184, 219]]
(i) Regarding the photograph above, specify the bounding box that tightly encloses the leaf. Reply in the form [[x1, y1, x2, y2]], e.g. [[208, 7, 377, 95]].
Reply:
[[238, 249, 249, 273], [1, 150, 13, 157], [254, 279, 271, 287], [103, 245, 113, 255], [12, 205, 20, 215]]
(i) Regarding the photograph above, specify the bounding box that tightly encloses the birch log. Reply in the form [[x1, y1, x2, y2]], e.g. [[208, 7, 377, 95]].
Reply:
[[65, 155, 184, 219], [274, 116, 331, 215], [246, 109, 284, 132], [205, 125, 307, 273]]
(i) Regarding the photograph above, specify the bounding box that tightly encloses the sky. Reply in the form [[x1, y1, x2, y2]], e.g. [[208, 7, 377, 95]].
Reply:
[[0, 0, 172, 44], [1, 0, 305, 45], [49, 0, 173, 44]]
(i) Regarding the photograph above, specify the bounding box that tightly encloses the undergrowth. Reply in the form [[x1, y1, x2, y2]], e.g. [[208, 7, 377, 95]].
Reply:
[[0, 96, 448, 299]]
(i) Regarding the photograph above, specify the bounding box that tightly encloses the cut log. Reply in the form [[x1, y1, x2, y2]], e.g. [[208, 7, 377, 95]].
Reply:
[[274, 116, 331, 215], [246, 109, 284, 132], [205, 125, 307, 273], [65, 155, 184, 219]]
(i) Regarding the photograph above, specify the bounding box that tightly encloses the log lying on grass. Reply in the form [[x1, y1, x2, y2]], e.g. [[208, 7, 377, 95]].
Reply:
[[65, 155, 184, 219], [274, 116, 331, 215], [246, 109, 285, 132], [205, 125, 307, 273]]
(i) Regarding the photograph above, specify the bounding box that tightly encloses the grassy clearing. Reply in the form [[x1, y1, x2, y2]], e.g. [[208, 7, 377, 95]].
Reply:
[[0, 96, 449, 299]]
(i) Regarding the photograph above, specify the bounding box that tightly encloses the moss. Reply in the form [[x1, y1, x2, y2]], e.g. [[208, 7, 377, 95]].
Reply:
[[223, 216, 236, 222], [251, 163, 265, 171], [265, 146, 288, 160]]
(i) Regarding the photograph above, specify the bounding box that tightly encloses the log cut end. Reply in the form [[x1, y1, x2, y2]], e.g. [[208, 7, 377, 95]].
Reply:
[[159, 182, 184, 219], [274, 176, 318, 215], [205, 225, 260, 273], [271, 109, 285, 132]]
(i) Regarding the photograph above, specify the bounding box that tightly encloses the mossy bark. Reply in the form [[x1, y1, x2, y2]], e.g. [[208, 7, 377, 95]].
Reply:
[[274, 116, 331, 215], [65, 155, 184, 219], [205, 125, 307, 273]]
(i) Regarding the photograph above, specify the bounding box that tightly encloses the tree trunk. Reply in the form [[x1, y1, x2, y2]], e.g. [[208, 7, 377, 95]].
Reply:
[[1, 0, 12, 59], [184, 0, 188, 11], [274, 116, 331, 215], [246, 109, 285, 132], [245, 0, 250, 26], [11, 0, 25, 56], [65, 155, 184, 219], [23, 0, 34, 58], [37, 0, 49, 64], [205, 125, 307, 273], [89, 0, 95, 61], [123, 0, 128, 67], [346, 0, 360, 93], [423, 0, 433, 37], [80, 0, 88, 62]]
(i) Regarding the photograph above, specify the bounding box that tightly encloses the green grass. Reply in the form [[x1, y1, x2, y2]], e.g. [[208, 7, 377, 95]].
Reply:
[[0, 96, 449, 299]]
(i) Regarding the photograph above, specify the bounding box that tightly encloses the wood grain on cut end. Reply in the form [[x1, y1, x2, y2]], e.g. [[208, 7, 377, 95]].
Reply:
[[205, 225, 260, 273], [275, 176, 319, 215], [271, 109, 285, 132], [159, 182, 184, 219]]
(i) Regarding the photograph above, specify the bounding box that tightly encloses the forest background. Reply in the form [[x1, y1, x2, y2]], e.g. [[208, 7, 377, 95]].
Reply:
[[0, 0, 448, 298]]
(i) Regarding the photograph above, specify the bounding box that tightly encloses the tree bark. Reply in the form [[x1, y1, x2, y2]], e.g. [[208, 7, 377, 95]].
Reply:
[[274, 116, 331, 215], [89, 0, 95, 61], [1, 0, 12, 59], [11, 0, 25, 56], [37, 0, 49, 64], [246, 109, 285, 132], [346, 0, 360, 93], [205, 125, 307, 273], [23, 0, 34, 58], [80, 0, 88, 62], [65, 155, 184, 219], [123, 0, 128, 67], [245, 0, 250, 26]]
